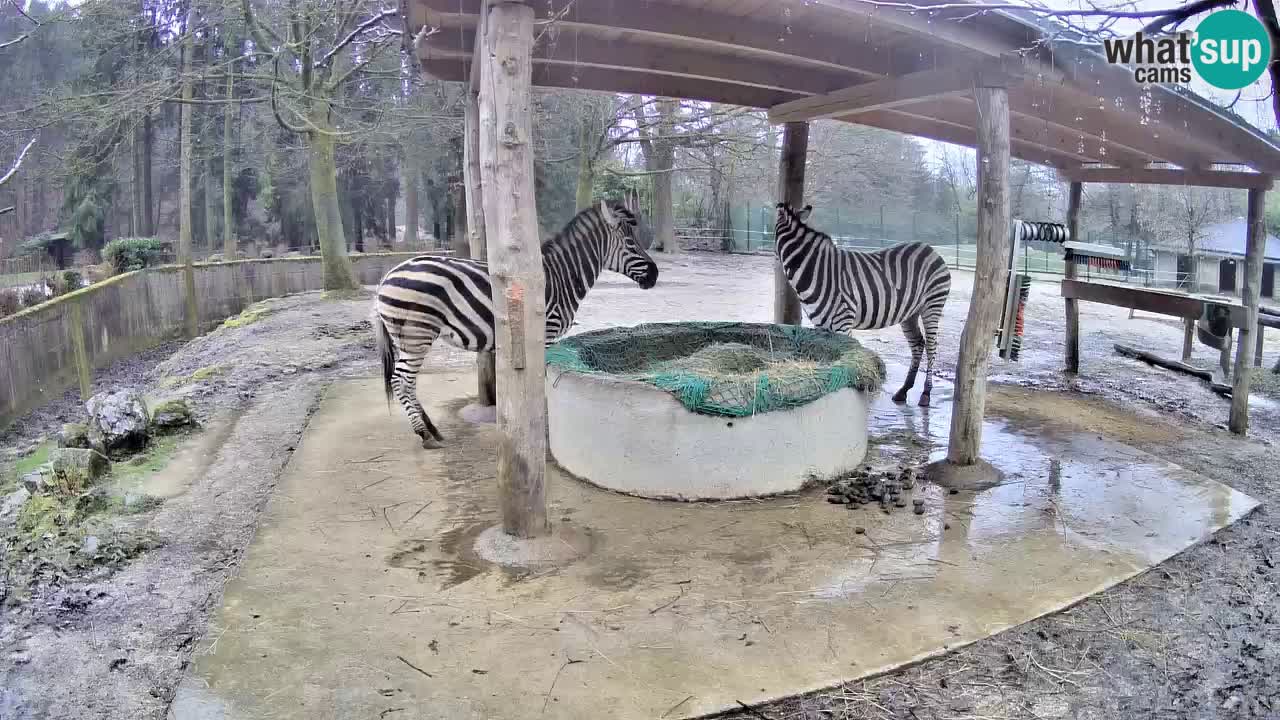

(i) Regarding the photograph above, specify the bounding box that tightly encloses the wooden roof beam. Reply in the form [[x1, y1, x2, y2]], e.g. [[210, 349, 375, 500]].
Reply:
[[1061, 166, 1275, 190], [768, 58, 1060, 124], [419, 0, 942, 79], [843, 109, 1084, 170], [430, 28, 865, 97], [420, 56, 807, 109]]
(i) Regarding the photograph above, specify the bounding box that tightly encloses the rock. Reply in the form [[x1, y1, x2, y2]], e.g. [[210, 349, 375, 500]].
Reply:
[[49, 448, 111, 495], [20, 468, 51, 494], [259, 248, 275, 259], [150, 399, 195, 432], [82, 535, 100, 555], [86, 390, 150, 456], [206, 253, 224, 263], [0, 487, 30, 529], [58, 422, 91, 449]]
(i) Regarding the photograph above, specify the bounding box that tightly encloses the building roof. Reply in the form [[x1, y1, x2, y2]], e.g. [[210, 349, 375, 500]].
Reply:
[[1197, 220, 1280, 262], [409, 0, 1280, 181]]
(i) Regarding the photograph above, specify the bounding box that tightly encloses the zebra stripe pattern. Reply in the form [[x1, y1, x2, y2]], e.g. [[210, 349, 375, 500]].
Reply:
[[774, 203, 952, 406], [373, 200, 659, 447]]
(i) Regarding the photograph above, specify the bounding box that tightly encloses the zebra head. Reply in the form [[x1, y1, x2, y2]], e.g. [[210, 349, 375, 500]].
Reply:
[[599, 199, 659, 290], [776, 202, 814, 231]]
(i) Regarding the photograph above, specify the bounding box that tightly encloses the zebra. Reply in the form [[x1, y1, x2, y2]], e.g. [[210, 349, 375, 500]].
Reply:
[[774, 203, 951, 407], [373, 200, 659, 447]]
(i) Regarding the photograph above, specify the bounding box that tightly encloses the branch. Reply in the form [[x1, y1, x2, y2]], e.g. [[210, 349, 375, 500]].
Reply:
[[1141, 0, 1238, 32], [9, 0, 36, 24], [318, 9, 397, 67], [0, 31, 30, 51], [0, 136, 36, 189], [241, 0, 284, 55], [0, 206, 13, 215], [270, 58, 311, 134]]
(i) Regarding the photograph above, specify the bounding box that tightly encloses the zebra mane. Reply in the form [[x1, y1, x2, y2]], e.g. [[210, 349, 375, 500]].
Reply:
[[778, 203, 834, 247], [541, 202, 634, 253]]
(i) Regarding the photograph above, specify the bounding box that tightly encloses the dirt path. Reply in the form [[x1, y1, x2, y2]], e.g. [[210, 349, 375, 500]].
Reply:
[[2, 255, 1278, 719]]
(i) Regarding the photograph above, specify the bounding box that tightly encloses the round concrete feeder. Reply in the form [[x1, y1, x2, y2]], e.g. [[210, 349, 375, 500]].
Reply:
[[544, 322, 882, 501]]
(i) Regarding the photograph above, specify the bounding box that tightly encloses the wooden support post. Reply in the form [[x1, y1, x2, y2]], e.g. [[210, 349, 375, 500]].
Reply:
[[68, 300, 92, 401], [464, 89, 497, 406], [946, 84, 1010, 466], [1256, 325, 1265, 367], [1064, 181, 1082, 373], [478, 1, 547, 538], [1182, 317, 1194, 362], [774, 121, 807, 325], [1230, 187, 1267, 434]]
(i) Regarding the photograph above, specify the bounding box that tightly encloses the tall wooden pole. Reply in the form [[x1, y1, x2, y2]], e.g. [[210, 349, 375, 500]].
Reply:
[[478, 1, 547, 538], [1064, 181, 1082, 373], [946, 84, 1010, 466], [465, 89, 497, 407], [177, 7, 198, 338], [1229, 186, 1268, 434], [774, 121, 808, 325]]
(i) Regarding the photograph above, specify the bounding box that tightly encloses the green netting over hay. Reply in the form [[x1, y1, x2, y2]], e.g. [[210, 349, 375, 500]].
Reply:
[[545, 321, 885, 418]]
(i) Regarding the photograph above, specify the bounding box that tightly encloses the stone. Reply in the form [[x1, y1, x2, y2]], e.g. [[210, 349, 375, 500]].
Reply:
[[0, 487, 30, 530], [206, 253, 224, 263], [49, 448, 111, 495], [150, 399, 195, 432], [59, 422, 91, 449], [20, 468, 51, 494], [86, 390, 150, 457], [82, 535, 101, 555]]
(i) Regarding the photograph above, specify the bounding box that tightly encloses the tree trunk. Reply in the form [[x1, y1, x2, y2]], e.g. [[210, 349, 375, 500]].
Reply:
[[575, 113, 594, 211], [205, 163, 219, 252], [403, 162, 419, 247], [223, 73, 236, 258], [307, 126, 359, 291], [386, 194, 396, 245], [1230, 188, 1267, 434], [479, 2, 547, 539], [464, 90, 496, 407], [1064, 182, 1082, 372], [946, 85, 1010, 466], [142, 114, 155, 236], [774, 121, 807, 325], [132, 124, 142, 236], [178, 8, 198, 338], [652, 147, 676, 254]]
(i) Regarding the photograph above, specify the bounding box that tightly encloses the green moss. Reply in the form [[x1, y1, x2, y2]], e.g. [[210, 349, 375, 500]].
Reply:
[[11, 441, 53, 478], [220, 302, 273, 329], [191, 364, 226, 381], [111, 432, 185, 485], [14, 494, 76, 539]]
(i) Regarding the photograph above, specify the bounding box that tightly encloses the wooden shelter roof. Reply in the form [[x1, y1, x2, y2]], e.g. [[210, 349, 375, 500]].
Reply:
[[409, 0, 1280, 184]]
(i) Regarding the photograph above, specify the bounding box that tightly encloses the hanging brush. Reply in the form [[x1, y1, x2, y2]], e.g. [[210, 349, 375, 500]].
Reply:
[[1009, 275, 1031, 361]]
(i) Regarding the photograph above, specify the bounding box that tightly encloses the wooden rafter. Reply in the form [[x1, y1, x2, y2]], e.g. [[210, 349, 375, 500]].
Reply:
[[1061, 166, 1275, 190]]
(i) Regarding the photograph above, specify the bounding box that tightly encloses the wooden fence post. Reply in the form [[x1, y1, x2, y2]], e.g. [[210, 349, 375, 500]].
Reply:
[[774, 121, 807, 325], [478, 1, 547, 538], [465, 88, 497, 407], [1064, 181, 1082, 373], [945, 83, 1010, 466], [68, 299, 92, 401], [1229, 186, 1268, 434]]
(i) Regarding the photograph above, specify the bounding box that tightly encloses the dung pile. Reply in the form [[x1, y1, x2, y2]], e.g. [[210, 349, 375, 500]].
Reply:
[[827, 464, 926, 515]]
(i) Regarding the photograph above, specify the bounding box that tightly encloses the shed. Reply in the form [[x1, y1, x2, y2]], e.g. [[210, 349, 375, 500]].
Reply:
[[1149, 219, 1280, 297], [405, 0, 1280, 537]]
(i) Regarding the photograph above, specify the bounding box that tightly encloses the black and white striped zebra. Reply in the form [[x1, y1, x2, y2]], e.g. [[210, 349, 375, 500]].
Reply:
[[774, 203, 951, 406], [373, 200, 659, 447]]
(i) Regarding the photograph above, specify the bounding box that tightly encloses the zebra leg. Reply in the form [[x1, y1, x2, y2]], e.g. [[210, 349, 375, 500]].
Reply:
[[893, 316, 925, 403], [391, 330, 445, 448], [918, 308, 943, 407]]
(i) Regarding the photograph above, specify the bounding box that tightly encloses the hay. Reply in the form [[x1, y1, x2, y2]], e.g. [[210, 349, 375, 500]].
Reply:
[[546, 321, 884, 417]]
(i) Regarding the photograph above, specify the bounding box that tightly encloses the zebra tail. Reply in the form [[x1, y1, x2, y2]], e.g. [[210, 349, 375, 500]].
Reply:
[[373, 312, 395, 410]]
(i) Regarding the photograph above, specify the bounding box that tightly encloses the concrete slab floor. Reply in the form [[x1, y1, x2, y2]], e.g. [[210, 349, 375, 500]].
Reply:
[[171, 370, 1258, 720]]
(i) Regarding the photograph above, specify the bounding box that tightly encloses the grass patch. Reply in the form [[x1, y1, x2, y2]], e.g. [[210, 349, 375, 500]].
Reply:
[[1, 440, 55, 492], [160, 364, 228, 388]]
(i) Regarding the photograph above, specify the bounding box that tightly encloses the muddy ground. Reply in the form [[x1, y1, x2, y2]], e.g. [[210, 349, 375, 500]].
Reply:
[[1, 254, 1278, 719]]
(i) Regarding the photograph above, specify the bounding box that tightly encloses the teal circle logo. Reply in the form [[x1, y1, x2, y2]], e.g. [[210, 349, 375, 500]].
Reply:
[[1192, 10, 1272, 90]]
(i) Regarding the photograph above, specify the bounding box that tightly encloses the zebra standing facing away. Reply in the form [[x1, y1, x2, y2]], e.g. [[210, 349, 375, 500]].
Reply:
[[774, 203, 951, 406], [373, 200, 659, 447]]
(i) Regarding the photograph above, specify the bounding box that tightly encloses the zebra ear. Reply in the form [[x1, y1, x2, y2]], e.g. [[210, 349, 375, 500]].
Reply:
[[598, 199, 616, 226], [797, 205, 813, 222]]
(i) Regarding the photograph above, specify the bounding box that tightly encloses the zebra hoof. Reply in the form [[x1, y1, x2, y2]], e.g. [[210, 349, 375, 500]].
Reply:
[[891, 390, 909, 403], [420, 434, 445, 450], [917, 395, 931, 408]]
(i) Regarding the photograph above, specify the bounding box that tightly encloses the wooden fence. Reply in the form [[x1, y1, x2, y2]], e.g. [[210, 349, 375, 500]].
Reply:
[[0, 253, 432, 430]]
